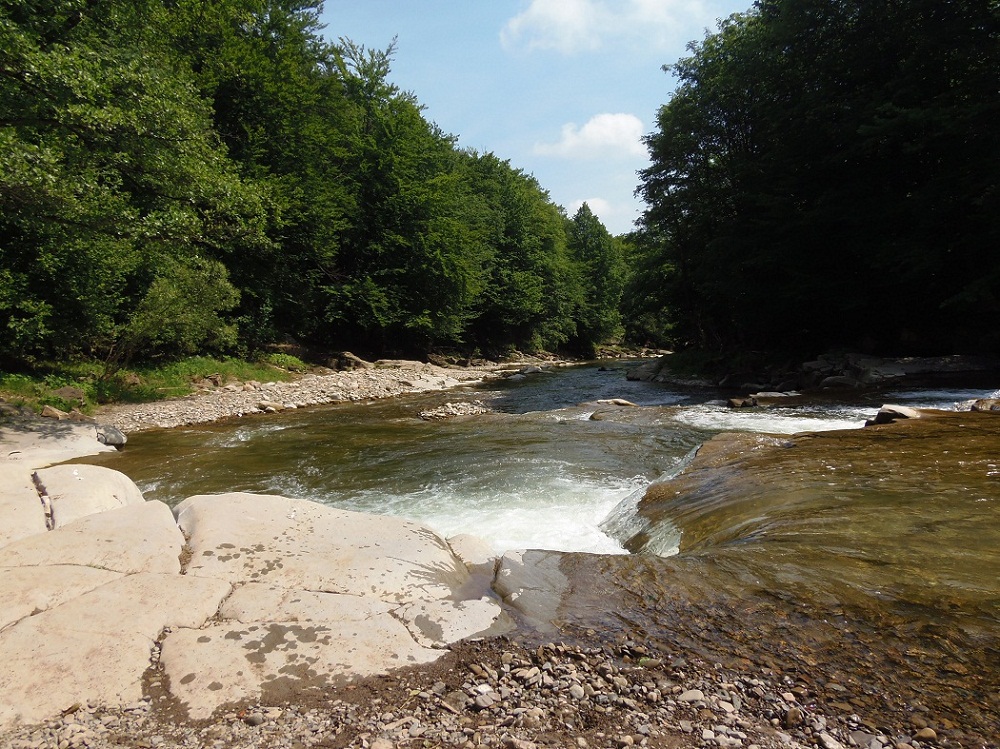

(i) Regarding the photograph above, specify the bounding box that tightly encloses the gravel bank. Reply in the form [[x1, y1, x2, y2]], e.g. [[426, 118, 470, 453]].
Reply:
[[95, 361, 508, 433], [6, 637, 931, 749]]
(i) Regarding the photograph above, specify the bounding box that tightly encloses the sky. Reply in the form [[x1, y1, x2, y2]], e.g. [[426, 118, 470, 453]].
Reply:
[[319, 0, 752, 236]]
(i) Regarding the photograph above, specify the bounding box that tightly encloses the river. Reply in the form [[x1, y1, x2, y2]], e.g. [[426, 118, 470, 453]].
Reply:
[[86, 362, 1000, 744]]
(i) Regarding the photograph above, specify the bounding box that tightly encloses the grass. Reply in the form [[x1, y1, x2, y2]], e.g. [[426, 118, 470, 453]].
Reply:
[[0, 355, 303, 414]]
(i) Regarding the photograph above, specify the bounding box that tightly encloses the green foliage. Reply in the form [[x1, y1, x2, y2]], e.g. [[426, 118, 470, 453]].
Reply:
[[262, 352, 309, 372], [566, 203, 626, 356], [636, 0, 1000, 355], [1, 0, 625, 384]]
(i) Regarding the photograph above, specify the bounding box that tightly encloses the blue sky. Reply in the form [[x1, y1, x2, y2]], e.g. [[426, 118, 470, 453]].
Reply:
[[319, 1, 752, 235]]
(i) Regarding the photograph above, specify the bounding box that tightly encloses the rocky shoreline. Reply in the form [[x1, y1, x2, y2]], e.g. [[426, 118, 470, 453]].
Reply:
[[5, 635, 924, 749], [2, 361, 995, 749], [93, 358, 511, 433]]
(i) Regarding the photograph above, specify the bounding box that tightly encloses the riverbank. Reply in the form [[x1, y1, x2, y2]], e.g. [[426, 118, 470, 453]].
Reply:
[[92, 358, 511, 433], [0, 417, 847, 749], [3, 372, 996, 748]]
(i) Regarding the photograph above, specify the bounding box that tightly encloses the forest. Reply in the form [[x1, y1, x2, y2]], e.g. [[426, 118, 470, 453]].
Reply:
[[3, 0, 998, 383], [631, 0, 1000, 357], [0, 0, 626, 372]]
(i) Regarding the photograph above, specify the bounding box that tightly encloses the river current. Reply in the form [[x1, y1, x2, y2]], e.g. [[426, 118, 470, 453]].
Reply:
[[89, 362, 1000, 741]]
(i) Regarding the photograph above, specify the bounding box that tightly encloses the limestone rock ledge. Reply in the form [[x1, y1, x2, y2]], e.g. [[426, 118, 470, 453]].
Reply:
[[0, 462, 512, 728]]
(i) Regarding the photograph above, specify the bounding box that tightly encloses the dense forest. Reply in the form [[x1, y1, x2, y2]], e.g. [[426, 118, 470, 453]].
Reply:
[[4, 0, 998, 377], [0, 0, 627, 370], [629, 0, 1000, 357]]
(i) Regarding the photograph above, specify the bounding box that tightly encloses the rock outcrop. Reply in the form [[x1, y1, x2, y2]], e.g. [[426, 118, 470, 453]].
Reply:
[[0, 423, 512, 729]]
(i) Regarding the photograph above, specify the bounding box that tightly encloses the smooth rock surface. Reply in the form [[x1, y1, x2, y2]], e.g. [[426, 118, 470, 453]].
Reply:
[[0, 573, 228, 728], [159, 494, 508, 720], [0, 564, 121, 632], [175, 493, 469, 601], [494, 550, 569, 633], [0, 500, 184, 575], [34, 464, 145, 528]]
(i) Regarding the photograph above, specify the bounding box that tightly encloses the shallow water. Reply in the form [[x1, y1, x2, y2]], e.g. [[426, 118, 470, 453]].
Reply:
[[86, 363, 1000, 738]]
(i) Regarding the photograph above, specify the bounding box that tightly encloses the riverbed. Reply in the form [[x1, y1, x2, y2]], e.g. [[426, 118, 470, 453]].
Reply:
[[83, 362, 1000, 744]]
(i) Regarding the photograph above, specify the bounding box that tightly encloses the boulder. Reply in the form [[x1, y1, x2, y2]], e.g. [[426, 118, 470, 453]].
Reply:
[[52, 386, 86, 405], [865, 404, 923, 426], [33, 464, 144, 528], [175, 493, 469, 601], [95, 423, 127, 448], [40, 405, 68, 420], [971, 398, 1000, 412], [332, 351, 373, 370]]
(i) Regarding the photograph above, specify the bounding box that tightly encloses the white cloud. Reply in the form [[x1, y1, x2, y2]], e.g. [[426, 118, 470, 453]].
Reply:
[[501, 0, 714, 54], [500, 0, 605, 54], [534, 113, 646, 159]]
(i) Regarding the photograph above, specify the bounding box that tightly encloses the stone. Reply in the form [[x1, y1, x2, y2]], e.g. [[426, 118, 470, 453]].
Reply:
[[95, 424, 127, 448], [866, 404, 923, 426], [33, 465, 144, 528], [678, 689, 705, 702], [971, 398, 1000, 412], [175, 493, 469, 601], [0, 501, 184, 575], [913, 728, 937, 741], [818, 733, 846, 749], [0, 573, 228, 729], [784, 706, 804, 728], [41, 405, 69, 420]]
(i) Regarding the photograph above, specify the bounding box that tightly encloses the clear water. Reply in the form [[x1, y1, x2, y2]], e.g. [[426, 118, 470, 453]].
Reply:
[[82, 364, 1000, 740], [88, 363, 997, 560]]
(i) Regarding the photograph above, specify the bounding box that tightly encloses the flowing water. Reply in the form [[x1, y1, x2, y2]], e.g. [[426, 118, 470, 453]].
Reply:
[[86, 363, 1000, 741]]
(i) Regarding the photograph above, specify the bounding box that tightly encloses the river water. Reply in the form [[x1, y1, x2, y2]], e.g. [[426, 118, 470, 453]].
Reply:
[[88, 362, 1000, 742]]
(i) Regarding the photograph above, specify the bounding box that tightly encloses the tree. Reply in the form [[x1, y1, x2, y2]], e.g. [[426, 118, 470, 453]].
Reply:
[[0, 0, 268, 364], [566, 203, 626, 355], [636, 0, 1000, 356]]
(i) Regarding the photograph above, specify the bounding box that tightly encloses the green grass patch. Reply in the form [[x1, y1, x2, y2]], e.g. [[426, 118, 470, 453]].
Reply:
[[0, 356, 298, 412]]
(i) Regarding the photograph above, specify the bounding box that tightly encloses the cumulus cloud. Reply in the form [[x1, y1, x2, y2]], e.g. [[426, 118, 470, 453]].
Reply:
[[501, 0, 713, 54], [534, 113, 646, 159]]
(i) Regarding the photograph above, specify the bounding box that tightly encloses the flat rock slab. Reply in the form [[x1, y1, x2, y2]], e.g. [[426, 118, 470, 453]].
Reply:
[[35, 464, 145, 528], [0, 500, 183, 575], [494, 550, 570, 633], [176, 493, 469, 602], [1, 420, 116, 549], [161, 593, 440, 719], [0, 465, 46, 549], [0, 564, 121, 632], [160, 496, 512, 719], [0, 572, 229, 729]]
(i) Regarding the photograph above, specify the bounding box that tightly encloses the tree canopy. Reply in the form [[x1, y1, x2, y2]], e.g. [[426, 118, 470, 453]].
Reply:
[[0, 0, 626, 368], [634, 0, 1000, 356]]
